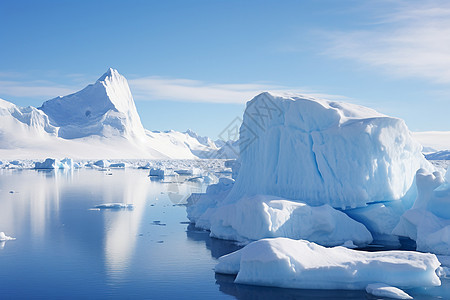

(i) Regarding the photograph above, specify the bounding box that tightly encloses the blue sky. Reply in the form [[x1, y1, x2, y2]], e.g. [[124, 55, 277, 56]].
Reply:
[[1, 0, 449, 138]]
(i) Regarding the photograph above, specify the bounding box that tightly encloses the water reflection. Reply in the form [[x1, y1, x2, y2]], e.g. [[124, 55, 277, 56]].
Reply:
[[0, 169, 64, 240], [215, 273, 368, 300], [103, 171, 149, 281], [186, 224, 241, 259]]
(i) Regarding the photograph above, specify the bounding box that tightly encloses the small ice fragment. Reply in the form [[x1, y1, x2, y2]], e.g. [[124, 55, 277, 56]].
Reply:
[[437, 266, 450, 278], [0, 232, 16, 241], [366, 283, 413, 299], [94, 203, 134, 209]]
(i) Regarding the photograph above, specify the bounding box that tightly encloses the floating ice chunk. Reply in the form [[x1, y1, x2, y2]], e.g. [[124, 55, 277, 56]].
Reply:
[[175, 168, 201, 176], [437, 266, 450, 278], [95, 203, 134, 209], [109, 162, 126, 168], [393, 169, 450, 254], [149, 168, 165, 178], [93, 160, 110, 168], [215, 238, 441, 290], [34, 158, 72, 169], [365, 283, 412, 300], [60, 158, 74, 169], [0, 232, 15, 241], [194, 194, 373, 246]]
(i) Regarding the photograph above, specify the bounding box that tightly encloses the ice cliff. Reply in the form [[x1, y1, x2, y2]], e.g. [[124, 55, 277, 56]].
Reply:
[[226, 92, 432, 209]]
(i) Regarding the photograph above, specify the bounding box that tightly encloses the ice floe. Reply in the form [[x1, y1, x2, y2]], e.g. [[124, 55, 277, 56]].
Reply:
[[215, 238, 441, 290]]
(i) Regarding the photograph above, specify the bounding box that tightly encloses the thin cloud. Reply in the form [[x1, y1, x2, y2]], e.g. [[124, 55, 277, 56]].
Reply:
[[0, 72, 347, 104], [322, 1, 450, 84], [128, 76, 347, 104], [0, 80, 77, 99]]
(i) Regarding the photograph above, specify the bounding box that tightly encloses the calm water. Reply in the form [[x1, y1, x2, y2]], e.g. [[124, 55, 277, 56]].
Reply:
[[0, 168, 449, 299]]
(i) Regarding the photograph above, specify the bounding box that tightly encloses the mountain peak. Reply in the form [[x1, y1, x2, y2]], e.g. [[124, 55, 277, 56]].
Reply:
[[97, 67, 120, 82], [39, 69, 145, 139]]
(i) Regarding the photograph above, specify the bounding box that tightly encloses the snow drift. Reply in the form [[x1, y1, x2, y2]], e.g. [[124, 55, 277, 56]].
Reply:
[[215, 238, 441, 290], [226, 92, 432, 209]]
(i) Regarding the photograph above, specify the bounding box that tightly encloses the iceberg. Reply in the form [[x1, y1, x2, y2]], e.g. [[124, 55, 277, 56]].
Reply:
[[393, 168, 450, 254], [215, 238, 441, 290], [365, 283, 412, 300], [193, 194, 372, 246], [226, 92, 432, 209], [95, 203, 134, 209], [149, 167, 165, 178], [93, 160, 110, 168], [34, 158, 73, 169]]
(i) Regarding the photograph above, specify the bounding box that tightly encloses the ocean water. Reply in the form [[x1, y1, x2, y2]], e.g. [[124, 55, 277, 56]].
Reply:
[[0, 168, 449, 299]]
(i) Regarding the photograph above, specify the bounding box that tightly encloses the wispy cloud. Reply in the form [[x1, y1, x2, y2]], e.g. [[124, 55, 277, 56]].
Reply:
[[128, 76, 347, 104], [0, 80, 77, 99], [322, 0, 450, 83], [0, 71, 347, 104]]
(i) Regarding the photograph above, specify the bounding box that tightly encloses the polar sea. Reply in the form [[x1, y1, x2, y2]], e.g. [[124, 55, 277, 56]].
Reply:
[[1, 168, 450, 299]]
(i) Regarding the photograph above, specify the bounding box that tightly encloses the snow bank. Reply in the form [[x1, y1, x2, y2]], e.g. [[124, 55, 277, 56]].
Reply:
[[215, 238, 441, 290], [226, 92, 431, 209], [365, 283, 412, 300], [393, 169, 450, 254], [194, 194, 372, 246]]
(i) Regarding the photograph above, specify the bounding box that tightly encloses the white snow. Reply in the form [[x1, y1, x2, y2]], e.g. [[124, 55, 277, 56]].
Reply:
[[0, 232, 15, 241], [226, 92, 432, 209], [365, 283, 413, 300], [215, 238, 441, 290], [191, 194, 372, 246], [393, 168, 450, 254]]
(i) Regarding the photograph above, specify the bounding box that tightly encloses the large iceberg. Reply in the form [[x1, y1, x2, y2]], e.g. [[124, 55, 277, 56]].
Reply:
[[215, 238, 441, 290], [226, 92, 432, 209], [187, 92, 433, 247]]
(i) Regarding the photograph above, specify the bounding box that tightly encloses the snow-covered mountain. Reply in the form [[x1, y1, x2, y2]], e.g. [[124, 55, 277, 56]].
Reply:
[[0, 69, 233, 159], [39, 68, 146, 140]]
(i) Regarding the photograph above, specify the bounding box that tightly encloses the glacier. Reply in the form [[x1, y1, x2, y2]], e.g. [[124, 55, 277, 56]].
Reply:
[[215, 238, 441, 290]]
